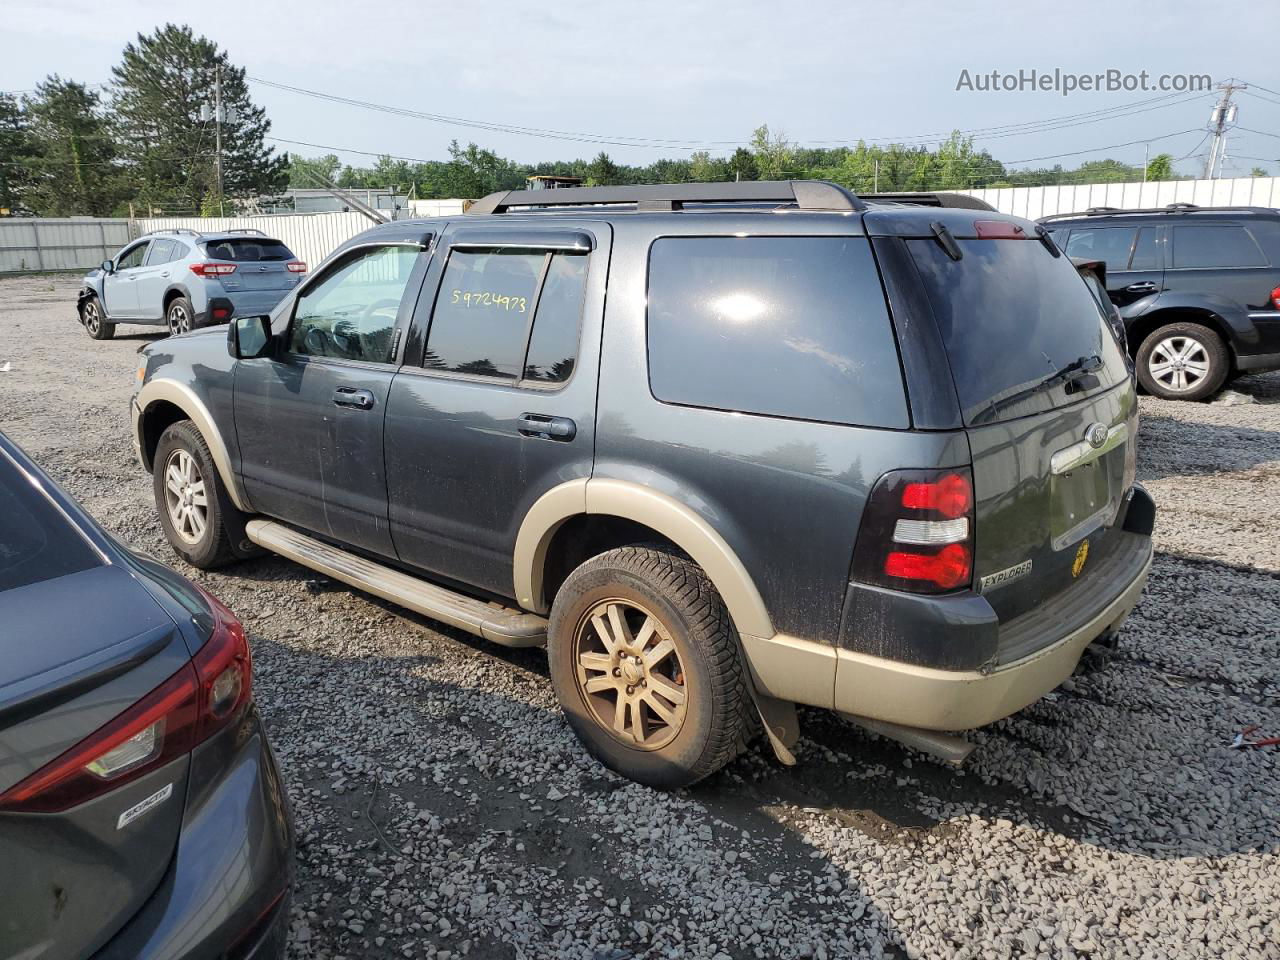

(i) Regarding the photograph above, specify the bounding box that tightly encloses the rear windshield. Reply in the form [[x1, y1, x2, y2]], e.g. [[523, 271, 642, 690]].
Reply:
[[202, 238, 294, 262], [0, 457, 101, 592], [908, 237, 1129, 426]]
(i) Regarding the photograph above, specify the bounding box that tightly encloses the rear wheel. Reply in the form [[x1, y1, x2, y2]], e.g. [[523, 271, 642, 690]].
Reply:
[[81, 296, 114, 340], [153, 420, 256, 569], [166, 296, 195, 336], [548, 545, 752, 788], [1136, 322, 1228, 401]]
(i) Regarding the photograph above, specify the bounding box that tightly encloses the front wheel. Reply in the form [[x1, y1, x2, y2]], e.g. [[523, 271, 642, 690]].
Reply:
[[1135, 322, 1229, 401], [81, 296, 115, 340], [548, 545, 752, 788]]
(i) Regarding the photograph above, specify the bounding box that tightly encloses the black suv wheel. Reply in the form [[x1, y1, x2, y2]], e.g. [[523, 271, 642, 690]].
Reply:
[[548, 545, 752, 788], [1135, 322, 1229, 401], [153, 420, 257, 569]]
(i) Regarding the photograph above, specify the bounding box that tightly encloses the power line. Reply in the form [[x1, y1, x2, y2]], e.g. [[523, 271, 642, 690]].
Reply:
[[1001, 128, 1203, 165], [1236, 126, 1280, 140]]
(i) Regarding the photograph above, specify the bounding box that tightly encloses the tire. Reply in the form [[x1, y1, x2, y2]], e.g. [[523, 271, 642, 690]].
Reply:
[[547, 545, 752, 788], [166, 295, 196, 336], [81, 295, 115, 340], [153, 420, 256, 569], [1135, 322, 1229, 401]]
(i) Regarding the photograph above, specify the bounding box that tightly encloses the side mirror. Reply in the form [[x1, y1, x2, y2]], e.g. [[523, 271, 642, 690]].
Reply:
[[228, 315, 273, 359], [101, 259, 115, 274]]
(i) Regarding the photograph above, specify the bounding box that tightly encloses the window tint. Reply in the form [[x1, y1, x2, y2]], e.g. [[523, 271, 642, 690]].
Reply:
[[1172, 225, 1267, 268], [1064, 228, 1136, 272], [909, 237, 1130, 426], [145, 238, 175, 265], [204, 239, 295, 262], [524, 254, 587, 383], [646, 237, 907, 428], [1130, 227, 1160, 270], [116, 243, 148, 270], [424, 248, 588, 385], [290, 245, 420, 363], [0, 457, 100, 593], [168, 241, 190, 263]]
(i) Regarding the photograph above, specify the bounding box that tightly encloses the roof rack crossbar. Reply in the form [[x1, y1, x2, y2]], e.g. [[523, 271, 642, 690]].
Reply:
[[466, 179, 866, 215], [862, 192, 997, 212]]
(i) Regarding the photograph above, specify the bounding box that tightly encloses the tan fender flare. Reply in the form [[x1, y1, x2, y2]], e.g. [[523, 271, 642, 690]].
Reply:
[[135, 378, 250, 512], [513, 477, 774, 639]]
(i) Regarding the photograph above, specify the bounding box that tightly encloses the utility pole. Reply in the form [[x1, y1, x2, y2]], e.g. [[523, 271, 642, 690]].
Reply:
[[1203, 79, 1246, 180], [214, 62, 224, 216]]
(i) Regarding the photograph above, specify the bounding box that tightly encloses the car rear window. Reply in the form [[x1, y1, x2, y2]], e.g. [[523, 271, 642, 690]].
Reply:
[[908, 237, 1130, 426], [646, 236, 908, 428], [203, 238, 295, 262], [0, 457, 101, 593]]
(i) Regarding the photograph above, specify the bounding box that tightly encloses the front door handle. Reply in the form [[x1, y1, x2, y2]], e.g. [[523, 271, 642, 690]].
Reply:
[[333, 387, 375, 410], [1124, 281, 1157, 293], [518, 413, 576, 441]]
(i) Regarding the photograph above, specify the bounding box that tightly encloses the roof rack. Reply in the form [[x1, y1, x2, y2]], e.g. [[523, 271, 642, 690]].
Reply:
[[466, 180, 866, 215], [221, 228, 270, 237], [862, 192, 997, 212], [144, 227, 201, 238], [1039, 202, 1275, 224]]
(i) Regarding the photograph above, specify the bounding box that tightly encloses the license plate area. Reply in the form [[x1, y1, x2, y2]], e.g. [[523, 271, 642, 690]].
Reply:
[[1050, 459, 1115, 550]]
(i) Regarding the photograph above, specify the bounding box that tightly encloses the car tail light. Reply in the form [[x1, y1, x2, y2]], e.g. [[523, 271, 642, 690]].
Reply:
[[189, 262, 237, 277], [0, 586, 251, 814], [851, 468, 975, 594], [286, 261, 307, 273], [1271, 285, 1280, 310]]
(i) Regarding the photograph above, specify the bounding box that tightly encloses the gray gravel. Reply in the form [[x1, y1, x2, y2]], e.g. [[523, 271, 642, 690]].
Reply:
[[1, 273, 1277, 960]]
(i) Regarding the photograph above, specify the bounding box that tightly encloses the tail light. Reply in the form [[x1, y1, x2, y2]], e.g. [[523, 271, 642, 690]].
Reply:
[[1271, 285, 1280, 310], [286, 261, 307, 273], [189, 262, 237, 277], [0, 586, 251, 814], [851, 468, 975, 594]]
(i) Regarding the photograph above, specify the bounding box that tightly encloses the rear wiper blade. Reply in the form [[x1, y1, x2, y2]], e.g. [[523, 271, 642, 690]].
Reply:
[[979, 355, 1104, 422]]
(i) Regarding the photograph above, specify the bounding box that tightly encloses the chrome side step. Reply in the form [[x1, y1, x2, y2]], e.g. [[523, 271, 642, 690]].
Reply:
[[244, 519, 548, 647]]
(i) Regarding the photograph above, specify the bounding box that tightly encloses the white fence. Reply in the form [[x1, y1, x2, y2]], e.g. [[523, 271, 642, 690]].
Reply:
[[957, 176, 1280, 221], [0, 218, 133, 272]]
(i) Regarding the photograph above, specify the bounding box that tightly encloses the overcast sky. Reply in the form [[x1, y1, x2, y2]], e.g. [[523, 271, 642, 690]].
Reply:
[[4, 0, 1278, 176]]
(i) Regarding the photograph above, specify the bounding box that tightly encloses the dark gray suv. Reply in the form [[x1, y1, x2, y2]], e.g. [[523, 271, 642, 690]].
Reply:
[[131, 181, 1155, 787]]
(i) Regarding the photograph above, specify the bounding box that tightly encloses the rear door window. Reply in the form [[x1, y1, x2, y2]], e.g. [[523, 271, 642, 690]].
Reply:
[[204, 238, 295, 262], [145, 239, 175, 265], [646, 236, 907, 428], [0, 458, 100, 593], [1171, 225, 1268, 268], [1063, 227, 1138, 272], [424, 248, 588, 385], [909, 236, 1130, 426]]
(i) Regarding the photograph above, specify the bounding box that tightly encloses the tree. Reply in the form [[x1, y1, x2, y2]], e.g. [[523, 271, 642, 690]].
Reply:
[[1250, 166, 1271, 178], [111, 23, 286, 214], [750, 124, 793, 180], [727, 147, 758, 181], [21, 77, 125, 216], [1145, 153, 1174, 181], [585, 151, 621, 186], [0, 93, 34, 214], [287, 152, 342, 189]]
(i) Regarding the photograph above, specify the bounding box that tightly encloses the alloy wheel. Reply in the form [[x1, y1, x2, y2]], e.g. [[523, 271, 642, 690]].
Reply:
[[1148, 335, 1210, 393], [573, 599, 688, 750], [169, 302, 191, 335], [83, 301, 100, 335], [163, 448, 208, 545]]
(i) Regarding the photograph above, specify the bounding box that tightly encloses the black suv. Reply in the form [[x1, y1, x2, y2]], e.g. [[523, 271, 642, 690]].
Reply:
[[1041, 204, 1280, 400], [131, 181, 1155, 787]]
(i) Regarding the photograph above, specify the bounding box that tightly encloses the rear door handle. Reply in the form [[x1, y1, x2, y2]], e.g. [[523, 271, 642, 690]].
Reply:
[[332, 387, 375, 410], [518, 413, 576, 441], [1125, 281, 1157, 293]]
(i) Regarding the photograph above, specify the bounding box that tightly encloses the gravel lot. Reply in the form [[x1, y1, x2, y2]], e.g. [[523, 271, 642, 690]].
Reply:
[[2, 273, 1278, 960]]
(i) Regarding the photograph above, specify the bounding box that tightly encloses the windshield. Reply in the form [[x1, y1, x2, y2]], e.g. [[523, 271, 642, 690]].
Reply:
[[202, 238, 294, 262], [0, 455, 101, 592], [908, 237, 1130, 426]]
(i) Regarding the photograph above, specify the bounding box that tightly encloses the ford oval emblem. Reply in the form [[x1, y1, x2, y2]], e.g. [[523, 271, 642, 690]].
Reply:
[[1085, 422, 1108, 448]]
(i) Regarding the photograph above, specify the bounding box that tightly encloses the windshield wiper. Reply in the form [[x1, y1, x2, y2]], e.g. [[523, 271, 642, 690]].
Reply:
[[978, 355, 1104, 423]]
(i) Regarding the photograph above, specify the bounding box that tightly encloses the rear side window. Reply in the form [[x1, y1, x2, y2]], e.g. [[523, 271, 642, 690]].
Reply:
[[204, 238, 295, 262], [646, 236, 907, 428], [909, 237, 1130, 426], [1172, 225, 1267, 268], [145, 238, 175, 265], [424, 248, 588, 385], [0, 458, 100, 593], [1064, 227, 1139, 272]]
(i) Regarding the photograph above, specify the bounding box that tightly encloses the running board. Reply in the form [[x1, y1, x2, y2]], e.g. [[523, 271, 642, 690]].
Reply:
[[244, 519, 548, 647]]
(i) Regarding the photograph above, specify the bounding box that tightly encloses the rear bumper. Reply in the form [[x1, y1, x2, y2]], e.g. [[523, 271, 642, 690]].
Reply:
[[94, 705, 294, 960], [830, 540, 1151, 730]]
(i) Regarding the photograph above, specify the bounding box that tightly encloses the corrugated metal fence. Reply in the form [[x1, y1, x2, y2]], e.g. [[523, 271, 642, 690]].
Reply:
[[0, 200, 469, 275], [958, 176, 1279, 220]]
